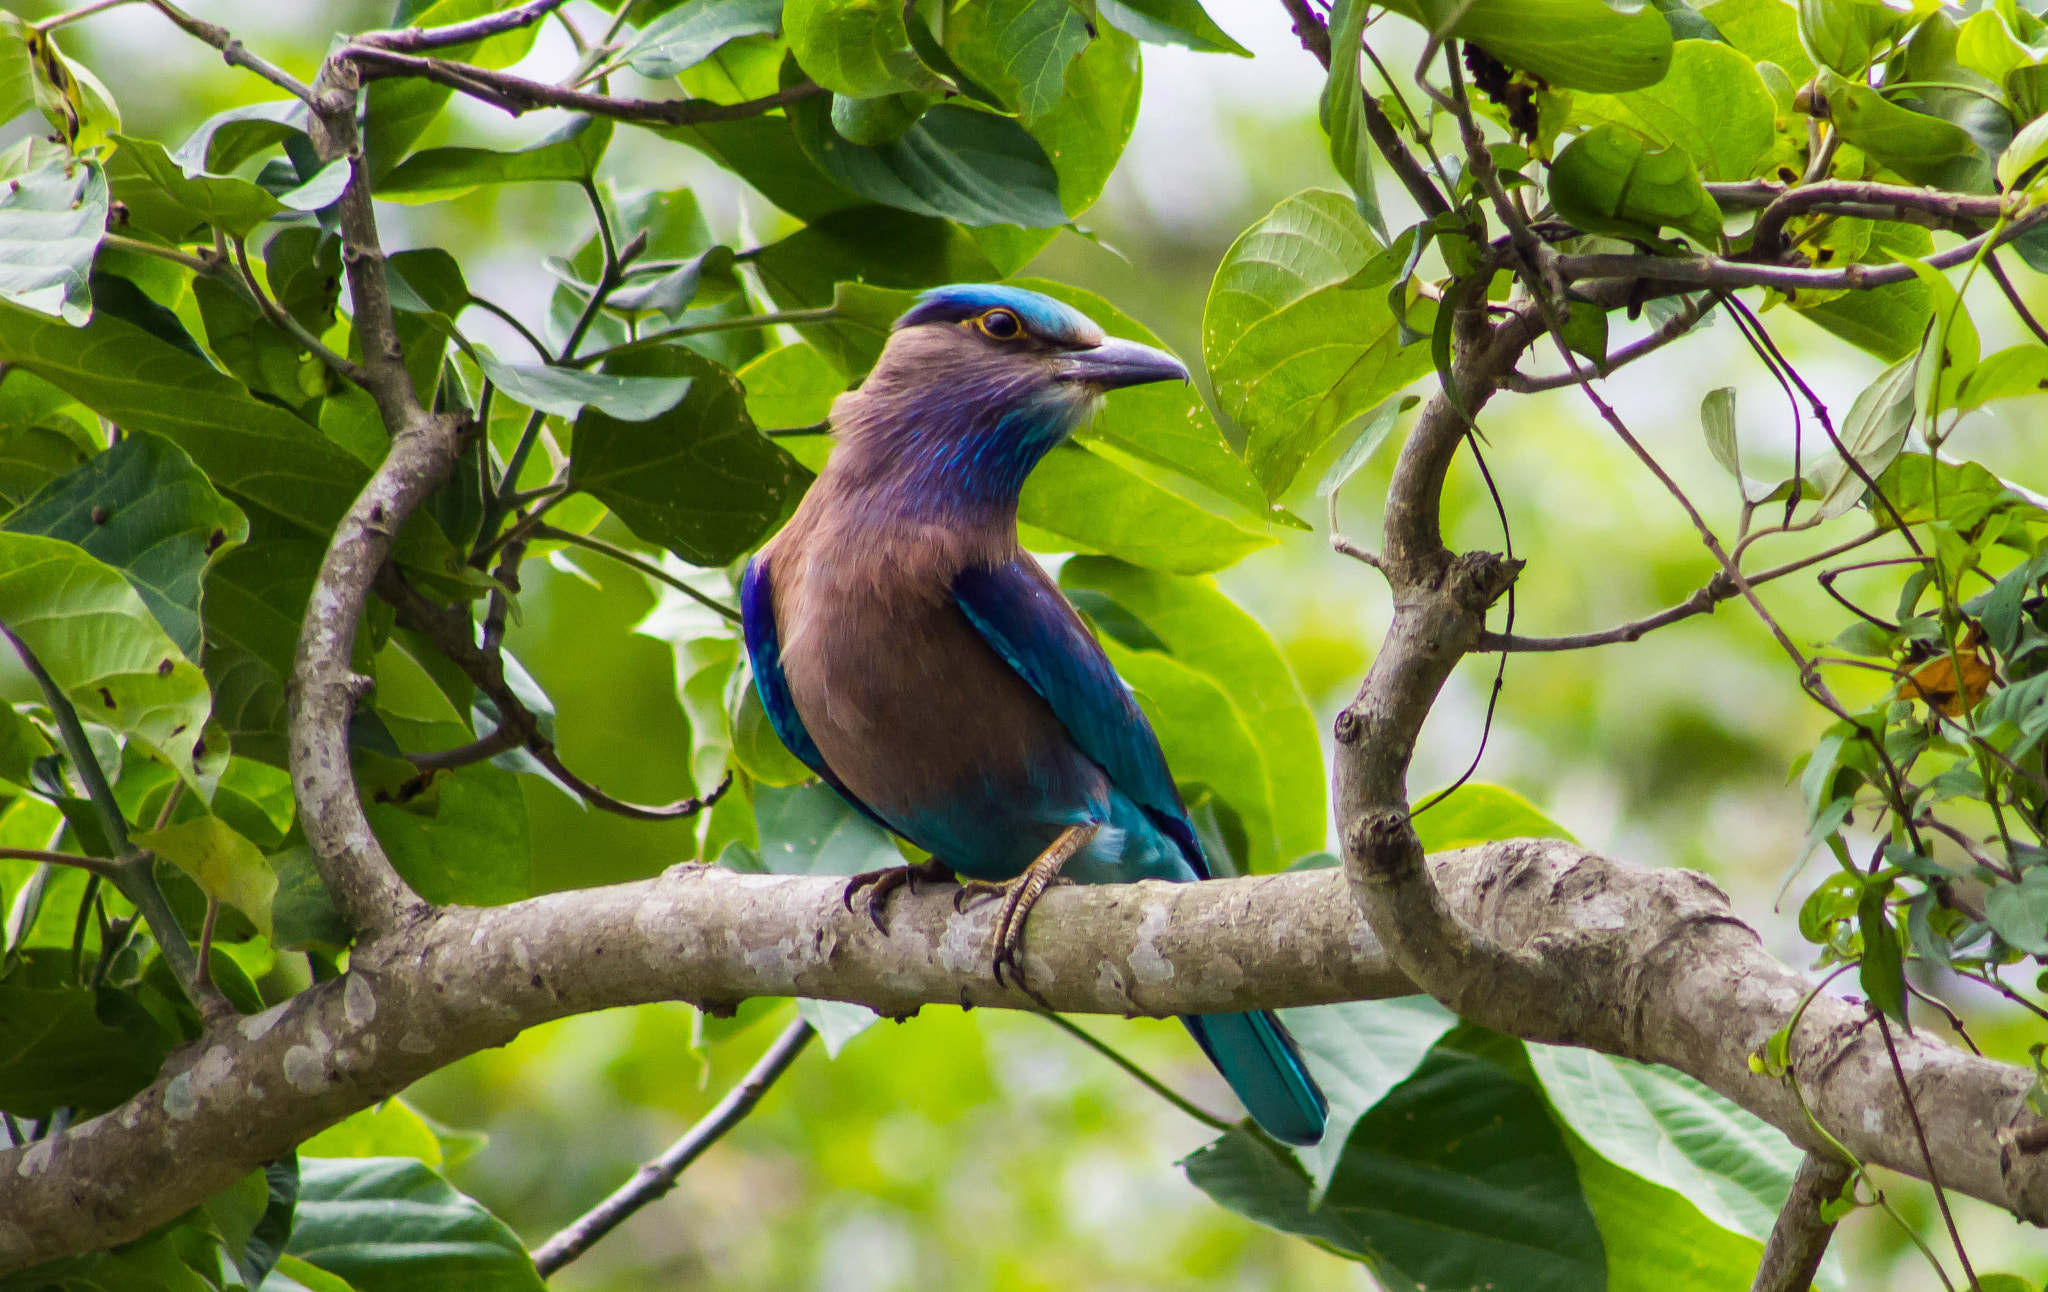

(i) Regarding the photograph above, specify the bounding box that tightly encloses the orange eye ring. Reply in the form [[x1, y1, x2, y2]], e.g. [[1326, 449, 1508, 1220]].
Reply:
[[975, 308, 1023, 340]]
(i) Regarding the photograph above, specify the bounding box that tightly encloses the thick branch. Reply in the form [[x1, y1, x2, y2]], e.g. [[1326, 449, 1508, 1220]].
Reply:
[[1750, 1153, 1854, 1292], [4, 843, 2042, 1271], [345, 47, 825, 125]]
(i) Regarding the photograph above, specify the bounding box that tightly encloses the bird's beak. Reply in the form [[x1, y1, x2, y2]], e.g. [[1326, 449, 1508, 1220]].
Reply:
[[1056, 336, 1190, 390]]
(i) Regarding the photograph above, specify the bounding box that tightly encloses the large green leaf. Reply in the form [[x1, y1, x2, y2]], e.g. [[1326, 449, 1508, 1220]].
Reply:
[[1014, 278, 1267, 518], [1204, 190, 1432, 499], [1094, 0, 1249, 56], [3, 431, 248, 658], [1026, 23, 1141, 216], [1567, 40, 1777, 182], [657, 115, 866, 222], [106, 134, 336, 240], [1549, 124, 1724, 247], [623, 0, 784, 78], [944, 0, 1091, 126], [0, 531, 212, 781], [375, 116, 613, 203], [784, 0, 937, 98], [571, 347, 809, 566], [1818, 69, 1980, 185], [1277, 996, 1460, 1197], [135, 812, 276, 938], [364, 719, 531, 906], [0, 956, 173, 1119], [1185, 1047, 1608, 1291], [202, 536, 324, 767], [1412, 782, 1576, 852], [1567, 1130, 1784, 1292], [1060, 557, 1323, 869], [1700, 0, 1816, 81], [1320, 0, 1382, 237], [790, 95, 1068, 228], [477, 353, 692, 422], [288, 1157, 544, 1292], [1377, 0, 1672, 91], [1794, 222, 1935, 360], [0, 154, 105, 324], [1019, 442, 1273, 575]]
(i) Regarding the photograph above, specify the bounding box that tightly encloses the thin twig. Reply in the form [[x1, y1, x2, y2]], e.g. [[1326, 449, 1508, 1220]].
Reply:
[[531, 748, 733, 821], [230, 236, 370, 386], [355, 0, 570, 53], [1040, 1013, 1234, 1133], [531, 525, 742, 624], [345, 46, 824, 125], [30, 0, 138, 32], [530, 1019, 815, 1277], [0, 847, 118, 879], [1986, 254, 2048, 348], [145, 0, 310, 99], [404, 724, 523, 773], [1503, 294, 1712, 393], [1876, 1009, 1980, 1291]]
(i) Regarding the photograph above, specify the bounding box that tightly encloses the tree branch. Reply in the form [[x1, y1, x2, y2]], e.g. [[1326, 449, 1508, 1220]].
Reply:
[[1748, 181, 2010, 261], [144, 0, 310, 100], [354, 0, 570, 54], [344, 47, 825, 125], [529, 1019, 816, 1276], [3, 843, 2044, 1272], [1750, 1153, 1853, 1292]]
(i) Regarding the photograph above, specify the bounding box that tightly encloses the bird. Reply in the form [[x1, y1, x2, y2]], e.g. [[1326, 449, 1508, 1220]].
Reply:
[[739, 283, 1328, 1146]]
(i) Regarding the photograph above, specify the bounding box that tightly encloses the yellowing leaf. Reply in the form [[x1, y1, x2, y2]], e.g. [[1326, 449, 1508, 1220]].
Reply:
[[137, 813, 274, 937]]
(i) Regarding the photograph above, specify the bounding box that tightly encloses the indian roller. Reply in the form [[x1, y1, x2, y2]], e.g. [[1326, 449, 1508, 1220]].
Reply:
[[740, 284, 1328, 1146]]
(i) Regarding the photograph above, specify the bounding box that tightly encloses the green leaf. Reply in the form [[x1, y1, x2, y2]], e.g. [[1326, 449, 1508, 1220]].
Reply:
[[1565, 1129, 1791, 1292], [944, 0, 1091, 127], [1858, 878, 1907, 1024], [1026, 22, 1141, 216], [1320, 0, 1383, 237], [622, 0, 784, 78], [363, 720, 531, 906], [0, 963, 174, 1119], [1549, 123, 1724, 247], [754, 779, 901, 877], [737, 341, 845, 435], [1700, 385, 1742, 484], [1958, 344, 2048, 410], [1061, 557, 1323, 869], [287, 1157, 545, 1292], [375, 115, 614, 203], [1872, 452, 2034, 531], [268, 1253, 360, 1292], [1412, 782, 1576, 852], [171, 98, 306, 175], [0, 16, 36, 129], [3, 432, 248, 658], [301, 1098, 447, 1166], [1378, 0, 1673, 91], [658, 115, 865, 223], [1798, 0, 1923, 75], [0, 302, 390, 545], [1094, 0, 1250, 55], [1316, 397, 1410, 499], [1699, 0, 1816, 81], [2004, 111, 2048, 191], [201, 537, 324, 767], [1987, 866, 2048, 954], [1794, 222, 1935, 361], [1277, 996, 1459, 1198], [107, 134, 289, 239], [0, 531, 212, 782], [270, 847, 350, 951], [1567, 40, 1778, 182], [1204, 189, 1434, 499], [1819, 68, 1979, 186], [570, 347, 809, 566], [1812, 355, 1915, 519], [0, 154, 105, 325], [1019, 441, 1274, 575], [790, 94, 1069, 228], [479, 353, 692, 422], [784, 0, 938, 98], [1012, 278, 1268, 518], [136, 813, 275, 938], [1527, 1046, 1814, 1247], [1185, 1047, 1608, 1291]]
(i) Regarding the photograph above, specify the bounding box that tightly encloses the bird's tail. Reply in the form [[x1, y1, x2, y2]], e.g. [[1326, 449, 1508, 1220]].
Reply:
[[1180, 1011, 1327, 1146]]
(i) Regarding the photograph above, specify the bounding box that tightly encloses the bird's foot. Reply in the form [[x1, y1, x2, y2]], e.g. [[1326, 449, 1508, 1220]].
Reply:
[[987, 824, 1097, 989], [841, 858, 955, 933]]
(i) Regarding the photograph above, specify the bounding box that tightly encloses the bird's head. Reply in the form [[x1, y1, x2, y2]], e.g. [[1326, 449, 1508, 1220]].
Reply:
[[826, 284, 1189, 514]]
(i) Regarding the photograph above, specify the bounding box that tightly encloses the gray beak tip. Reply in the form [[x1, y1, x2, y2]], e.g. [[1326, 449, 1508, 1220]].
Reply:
[[1062, 336, 1190, 390]]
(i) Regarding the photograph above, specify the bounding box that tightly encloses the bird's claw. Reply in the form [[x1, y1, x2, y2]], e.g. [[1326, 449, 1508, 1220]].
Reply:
[[984, 824, 1096, 989], [841, 859, 955, 933]]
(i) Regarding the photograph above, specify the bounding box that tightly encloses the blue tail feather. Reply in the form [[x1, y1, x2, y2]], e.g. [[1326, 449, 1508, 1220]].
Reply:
[[1181, 1011, 1327, 1146]]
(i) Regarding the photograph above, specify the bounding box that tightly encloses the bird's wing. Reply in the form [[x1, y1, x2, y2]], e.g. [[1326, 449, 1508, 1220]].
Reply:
[[951, 558, 1208, 878], [739, 556, 897, 834]]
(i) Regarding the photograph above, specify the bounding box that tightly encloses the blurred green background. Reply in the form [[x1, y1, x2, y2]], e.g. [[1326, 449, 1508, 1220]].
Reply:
[[33, 1, 2048, 1286]]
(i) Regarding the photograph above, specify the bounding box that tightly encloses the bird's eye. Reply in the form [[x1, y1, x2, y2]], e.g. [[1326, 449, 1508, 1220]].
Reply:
[[975, 308, 1023, 340]]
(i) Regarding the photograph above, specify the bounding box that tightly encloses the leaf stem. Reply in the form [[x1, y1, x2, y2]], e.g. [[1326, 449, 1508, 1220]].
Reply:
[[0, 847, 119, 879], [530, 524, 740, 623], [1040, 1013, 1234, 1132]]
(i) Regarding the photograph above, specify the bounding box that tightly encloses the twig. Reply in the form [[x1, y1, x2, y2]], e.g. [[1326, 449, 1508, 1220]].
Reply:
[[404, 724, 524, 773], [1986, 254, 2048, 348], [30, 0, 138, 32], [1751, 182, 2010, 261], [1041, 1013, 1234, 1133], [531, 524, 741, 624], [354, 0, 570, 53], [145, 0, 310, 100], [530, 1018, 815, 1277], [230, 236, 370, 386], [0, 847, 117, 880], [1876, 1009, 1980, 1291], [530, 747, 733, 821], [1503, 294, 1712, 392], [1749, 1152, 1854, 1292], [345, 47, 825, 125]]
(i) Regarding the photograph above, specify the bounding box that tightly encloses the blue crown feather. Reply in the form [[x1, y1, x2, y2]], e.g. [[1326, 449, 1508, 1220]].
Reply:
[[894, 284, 1104, 348]]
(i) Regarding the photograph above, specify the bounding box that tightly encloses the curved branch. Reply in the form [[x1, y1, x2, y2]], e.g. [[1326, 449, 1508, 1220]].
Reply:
[[2, 843, 2043, 1272], [345, 47, 826, 125], [354, 0, 570, 53], [1750, 1153, 1853, 1292]]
